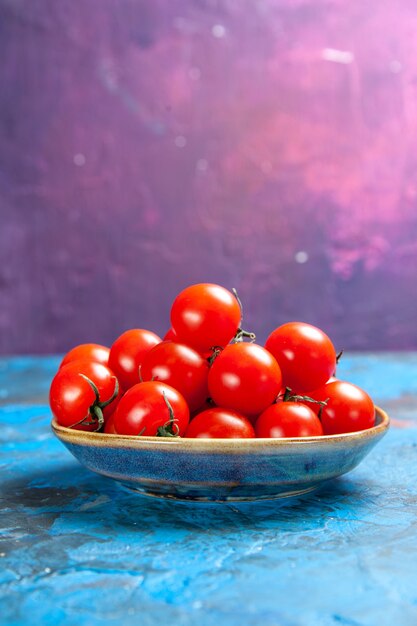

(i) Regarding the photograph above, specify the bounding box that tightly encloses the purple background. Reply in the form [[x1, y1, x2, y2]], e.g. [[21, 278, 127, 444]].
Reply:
[[1, 0, 417, 354]]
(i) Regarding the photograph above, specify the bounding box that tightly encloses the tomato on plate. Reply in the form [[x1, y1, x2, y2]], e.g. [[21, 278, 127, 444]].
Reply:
[[113, 381, 189, 437], [50, 360, 120, 430], [109, 329, 161, 390], [265, 322, 336, 392], [170, 283, 241, 353], [208, 343, 282, 415], [140, 341, 209, 413], [255, 402, 323, 438], [163, 328, 177, 341], [104, 415, 117, 434], [185, 408, 255, 438], [306, 380, 375, 434], [60, 343, 110, 368]]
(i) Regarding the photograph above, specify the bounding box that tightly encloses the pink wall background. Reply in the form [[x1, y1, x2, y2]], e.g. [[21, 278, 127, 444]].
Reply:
[[1, 0, 417, 353]]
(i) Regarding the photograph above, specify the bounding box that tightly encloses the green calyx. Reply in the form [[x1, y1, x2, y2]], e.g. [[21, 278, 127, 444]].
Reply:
[[280, 387, 329, 419], [156, 391, 180, 438], [231, 288, 256, 344], [68, 374, 119, 431]]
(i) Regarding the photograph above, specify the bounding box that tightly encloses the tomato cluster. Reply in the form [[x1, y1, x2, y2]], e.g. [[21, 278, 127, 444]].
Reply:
[[49, 283, 375, 438]]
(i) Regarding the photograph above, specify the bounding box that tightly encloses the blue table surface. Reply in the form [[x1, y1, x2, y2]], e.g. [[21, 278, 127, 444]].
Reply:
[[1, 354, 417, 626]]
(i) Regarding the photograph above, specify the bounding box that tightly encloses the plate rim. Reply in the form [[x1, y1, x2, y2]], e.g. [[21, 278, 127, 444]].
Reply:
[[51, 406, 389, 452]]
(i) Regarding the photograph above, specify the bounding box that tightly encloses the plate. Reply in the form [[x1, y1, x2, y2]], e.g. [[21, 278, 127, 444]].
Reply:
[[51, 407, 389, 502]]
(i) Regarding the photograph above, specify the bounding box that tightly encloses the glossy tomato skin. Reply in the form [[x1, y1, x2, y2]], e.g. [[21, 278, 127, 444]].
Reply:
[[109, 329, 161, 391], [113, 381, 189, 437], [140, 341, 209, 413], [208, 343, 282, 415], [164, 328, 213, 361], [265, 322, 336, 392], [50, 360, 120, 430], [50, 370, 97, 431], [185, 408, 255, 438], [60, 343, 110, 369], [306, 380, 375, 434], [170, 283, 241, 353], [255, 402, 323, 438]]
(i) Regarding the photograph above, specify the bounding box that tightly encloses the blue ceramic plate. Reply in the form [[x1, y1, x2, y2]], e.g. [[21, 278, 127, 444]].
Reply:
[[52, 407, 389, 502]]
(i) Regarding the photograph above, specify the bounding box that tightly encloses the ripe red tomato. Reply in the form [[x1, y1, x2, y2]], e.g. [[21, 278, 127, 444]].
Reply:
[[113, 381, 189, 436], [208, 343, 282, 415], [104, 415, 117, 434], [163, 328, 214, 362], [306, 380, 375, 434], [50, 360, 120, 430], [255, 402, 323, 438], [185, 408, 255, 438], [140, 341, 209, 413], [60, 343, 110, 368], [265, 322, 336, 392], [108, 329, 161, 390], [170, 283, 241, 353]]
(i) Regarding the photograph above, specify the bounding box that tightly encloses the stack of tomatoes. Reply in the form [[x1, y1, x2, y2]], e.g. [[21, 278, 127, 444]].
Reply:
[[49, 283, 375, 439]]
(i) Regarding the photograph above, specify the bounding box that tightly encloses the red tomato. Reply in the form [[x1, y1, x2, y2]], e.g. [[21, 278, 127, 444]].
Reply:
[[185, 408, 255, 438], [255, 402, 323, 438], [104, 415, 117, 434], [265, 322, 336, 392], [164, 327, 214, 362], [140, 341, 209, 413], [60, 343, 110, 368], [208, 343, 282, 415], [109, 329, 161, 390], [50, 360, 120, 430], [306, 380, 375, 434], [170, 283, 241, 353], [113, 381, 189, 436]]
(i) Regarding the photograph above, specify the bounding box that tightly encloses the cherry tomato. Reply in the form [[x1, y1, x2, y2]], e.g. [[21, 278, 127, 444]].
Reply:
[[140, 341, 209, 413], [104, 415, 117, 434], [164, 327, 214, 362], [255, 402, 323, 438], [208, 343, 282, 415], [109, 329, 161, 390], [60, 343, 110, 368], [50, 360, 120, 430], [306, 380, 375, 434], [265, 322, 336, 392], [113, 381, 189, 436], [185, 408, 255, 438], [170, 283, 241, 353]]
